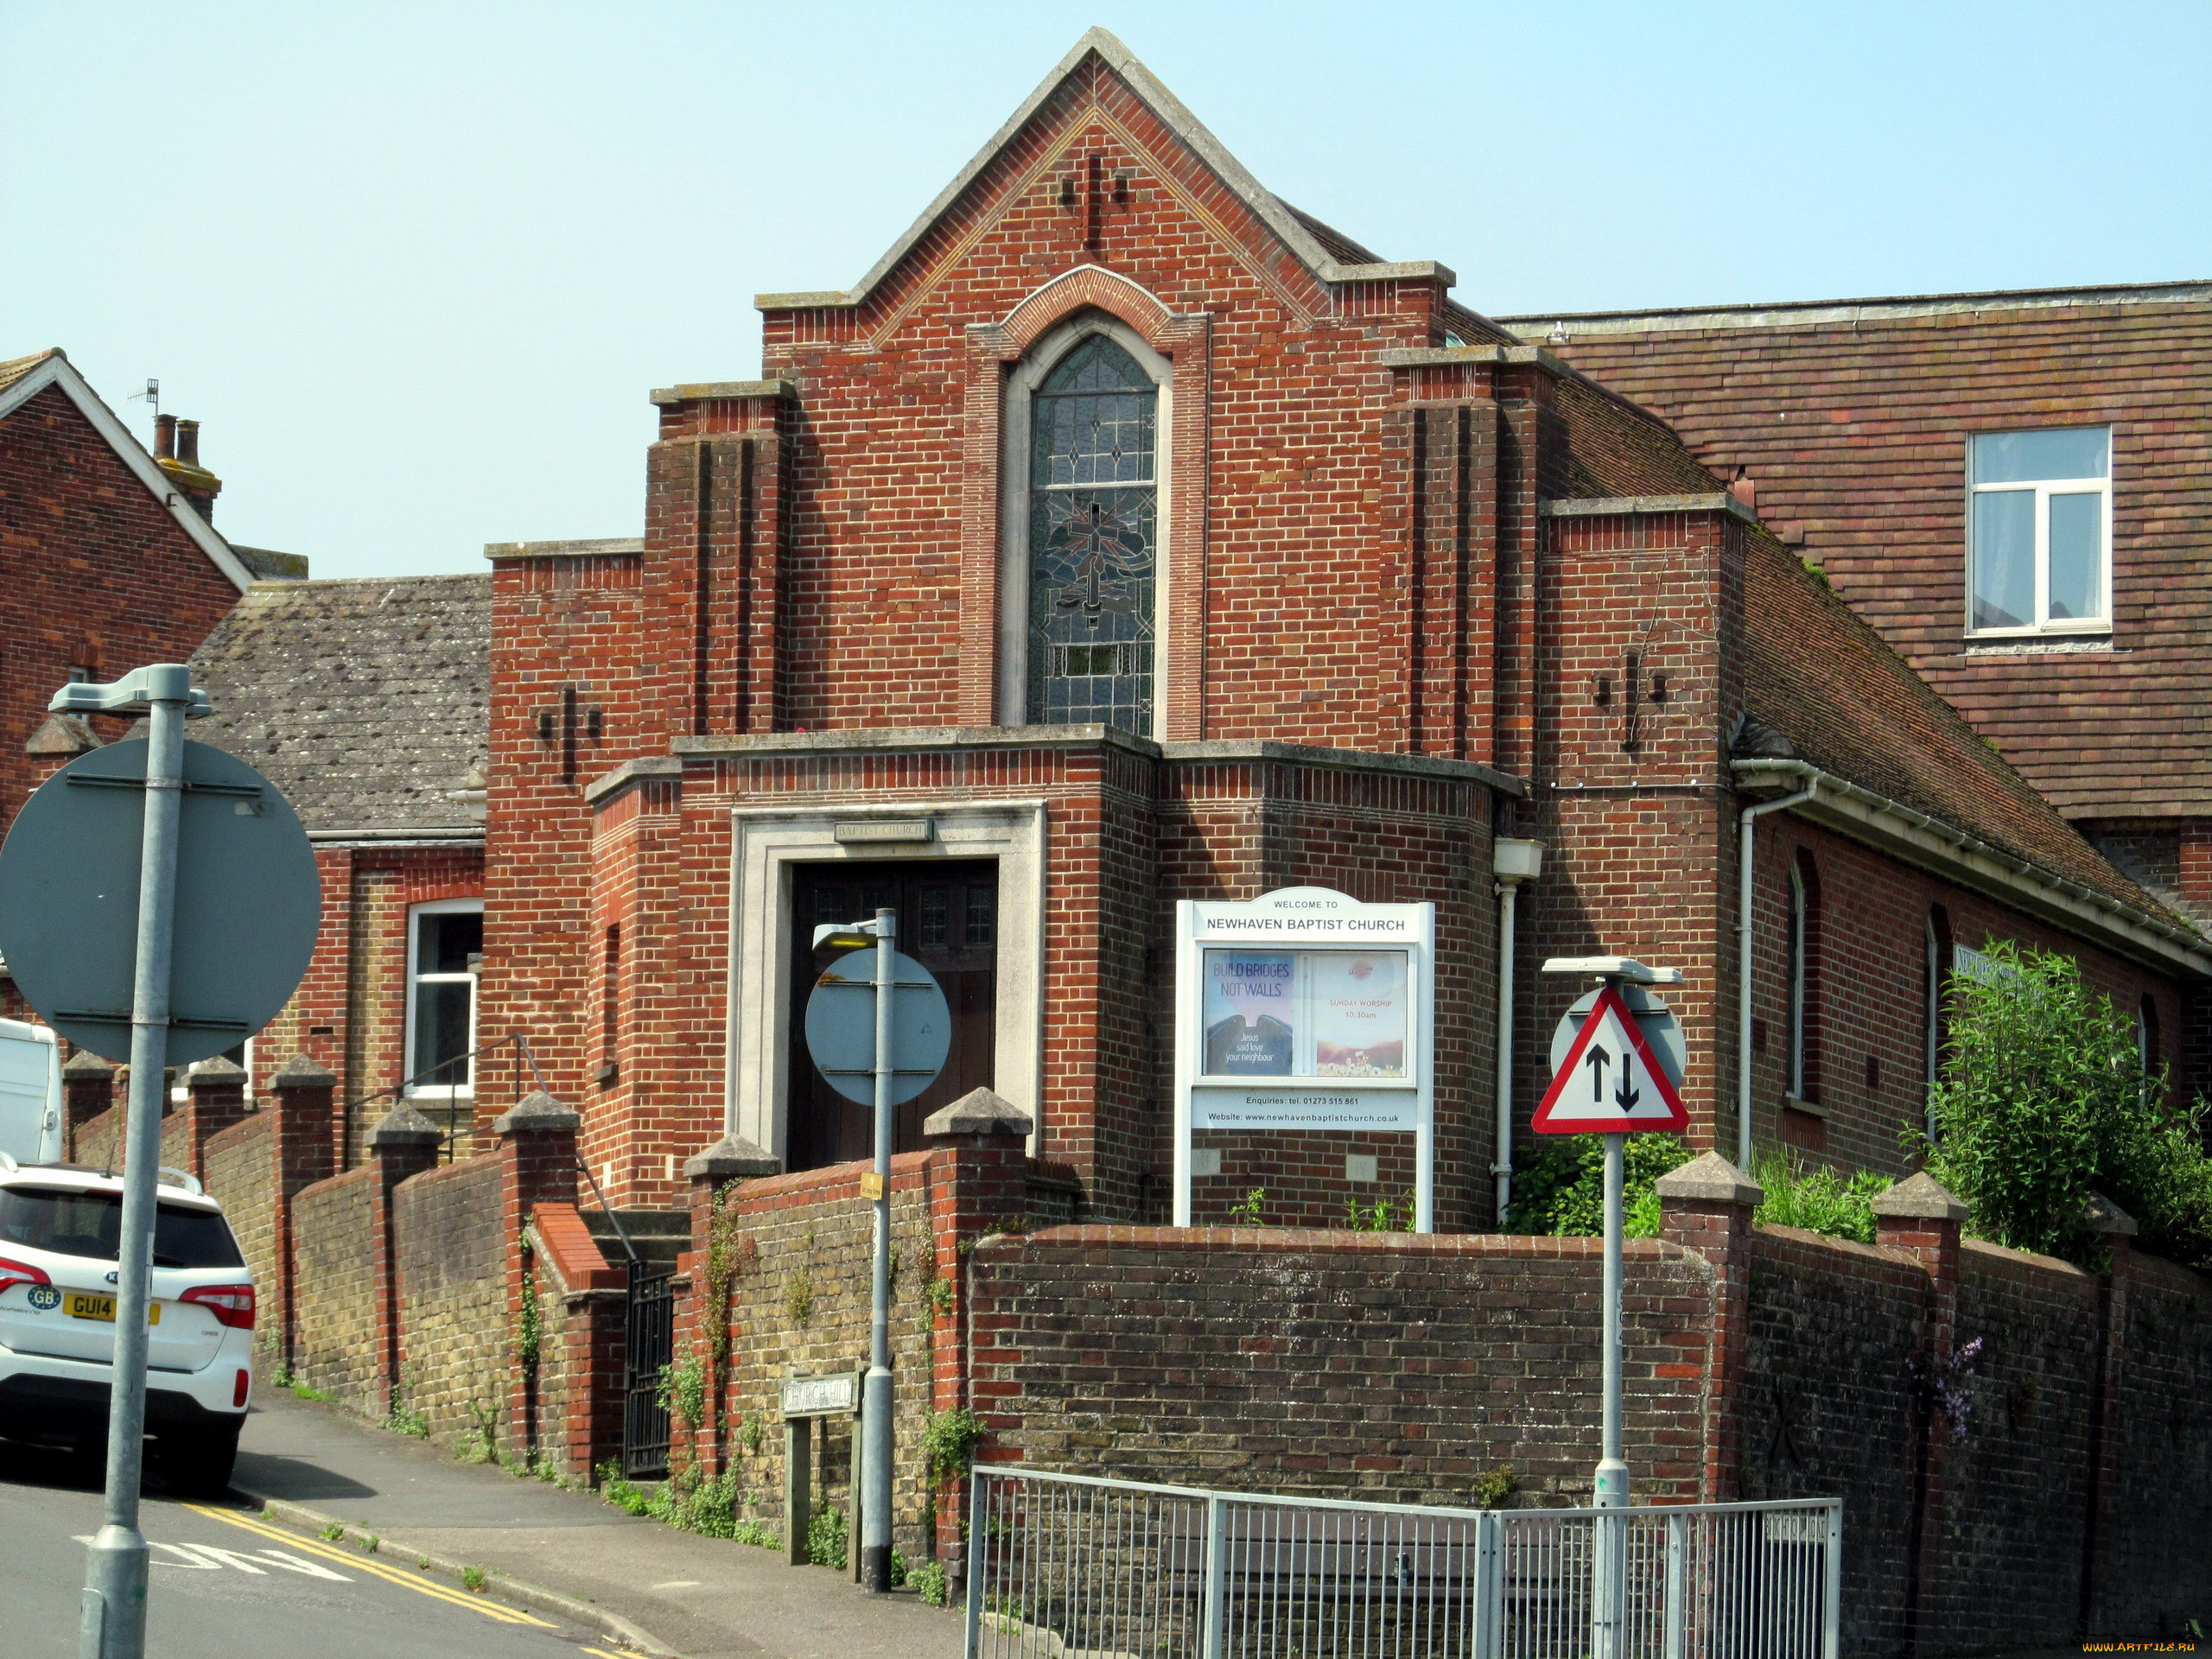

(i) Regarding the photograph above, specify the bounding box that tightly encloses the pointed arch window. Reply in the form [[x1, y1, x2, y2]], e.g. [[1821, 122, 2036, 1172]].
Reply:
[[1024, 334, 1158, 733]]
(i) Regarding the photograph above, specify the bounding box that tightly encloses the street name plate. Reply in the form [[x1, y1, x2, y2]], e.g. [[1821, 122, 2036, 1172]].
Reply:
[[782, 1371, 861, 1418]]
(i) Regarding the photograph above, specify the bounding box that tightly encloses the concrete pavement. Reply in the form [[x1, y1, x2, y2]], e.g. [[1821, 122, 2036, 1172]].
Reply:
[[232, 1389, 963, 1659]]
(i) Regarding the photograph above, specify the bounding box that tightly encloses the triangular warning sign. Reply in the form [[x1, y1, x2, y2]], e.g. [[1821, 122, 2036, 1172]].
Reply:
[[1532, 983, 1688, 1135]]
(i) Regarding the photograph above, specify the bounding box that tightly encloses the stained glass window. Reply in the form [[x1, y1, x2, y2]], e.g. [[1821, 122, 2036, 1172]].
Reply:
[[1027, 335, 1157, 733]]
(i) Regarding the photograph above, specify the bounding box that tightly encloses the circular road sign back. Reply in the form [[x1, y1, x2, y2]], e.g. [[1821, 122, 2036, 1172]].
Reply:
[[804, 948, 950, 1107], [0, 739, 322, 1066], [1549, 982, 1687, 1090]]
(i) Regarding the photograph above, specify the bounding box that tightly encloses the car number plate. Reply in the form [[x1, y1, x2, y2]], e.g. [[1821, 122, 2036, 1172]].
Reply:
[[64, 1293, 158, 1325]]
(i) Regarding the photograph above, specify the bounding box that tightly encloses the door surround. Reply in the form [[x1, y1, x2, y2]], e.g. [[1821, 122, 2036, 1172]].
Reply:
[[724, 799, 1047, 1163]]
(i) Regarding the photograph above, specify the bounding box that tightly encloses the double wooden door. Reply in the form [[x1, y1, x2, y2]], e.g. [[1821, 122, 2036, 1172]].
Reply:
[[785, 860, 999, 1172]]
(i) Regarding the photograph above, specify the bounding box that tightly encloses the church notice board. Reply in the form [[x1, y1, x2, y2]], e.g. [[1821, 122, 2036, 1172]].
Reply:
[[1172, 887, 1436, 1230]]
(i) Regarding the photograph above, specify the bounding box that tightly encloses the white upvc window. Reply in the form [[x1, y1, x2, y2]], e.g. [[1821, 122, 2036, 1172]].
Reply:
[[404, 899, 483, 1099], [1967, 426, 2112, 636]]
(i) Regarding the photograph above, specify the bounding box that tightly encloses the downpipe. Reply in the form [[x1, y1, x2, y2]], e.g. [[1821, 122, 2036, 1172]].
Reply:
[[1489, 841, 1544, 1224], [1736, 767, 1819, 1168]]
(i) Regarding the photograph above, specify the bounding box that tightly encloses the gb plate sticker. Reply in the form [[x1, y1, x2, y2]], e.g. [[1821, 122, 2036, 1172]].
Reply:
[[27, 1285, 60, 1312]]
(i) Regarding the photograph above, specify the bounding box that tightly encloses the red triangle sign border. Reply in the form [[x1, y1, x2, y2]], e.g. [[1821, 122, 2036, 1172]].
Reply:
[[1531, 982, 1688, 1135]]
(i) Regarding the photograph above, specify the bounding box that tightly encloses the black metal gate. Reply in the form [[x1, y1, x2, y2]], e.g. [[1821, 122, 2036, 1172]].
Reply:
[[621, 1263, 675, 1479]]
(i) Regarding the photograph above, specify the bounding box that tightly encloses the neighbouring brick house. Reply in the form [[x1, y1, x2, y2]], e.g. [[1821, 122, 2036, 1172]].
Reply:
[[1497, 286, 2212, 938], [450, 29, 2205, 1215], [179, 575, 492, 1148]]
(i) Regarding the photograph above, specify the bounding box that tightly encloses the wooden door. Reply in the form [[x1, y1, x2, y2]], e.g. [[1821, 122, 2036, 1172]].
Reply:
[[785, 860, 998, 1172]]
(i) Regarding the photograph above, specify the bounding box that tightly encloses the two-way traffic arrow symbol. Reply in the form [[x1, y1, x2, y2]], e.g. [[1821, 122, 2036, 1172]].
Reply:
[[1585, 1045, 1611, 1103]]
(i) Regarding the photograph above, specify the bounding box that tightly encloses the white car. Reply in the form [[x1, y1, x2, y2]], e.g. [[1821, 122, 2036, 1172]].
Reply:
[[0, 1157, 254, 1495]]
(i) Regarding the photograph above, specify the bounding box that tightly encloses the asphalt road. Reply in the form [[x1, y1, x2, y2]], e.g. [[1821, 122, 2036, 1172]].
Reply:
[[0, 1442, 648, 1659]]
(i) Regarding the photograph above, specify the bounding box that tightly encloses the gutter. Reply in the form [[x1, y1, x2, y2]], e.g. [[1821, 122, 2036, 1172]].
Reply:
[[1732, 756, 2212, 979], [305, 827, 486, 846]]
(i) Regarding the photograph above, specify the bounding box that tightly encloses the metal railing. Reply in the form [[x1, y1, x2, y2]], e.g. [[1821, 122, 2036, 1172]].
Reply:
[[964, 1469, 1840, 1659], [334, 1030, 550, 1166]]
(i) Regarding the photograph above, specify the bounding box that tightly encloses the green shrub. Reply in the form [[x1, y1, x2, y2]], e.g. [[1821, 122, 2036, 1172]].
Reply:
[[1919, 941, 2212, 1267], [807, 1502, 849, 1567], [595, 1460, 652, 1516], [1503, 1135, 1692, 1237], [1751, 1153, 1887, 1245], [675, 1468, 747, 1539], [659, 1352, 709, 1433], [922, 1407, 988, 1484], [1471, 1465, 1518, 1509], [1343, 1191, 1416, 1232], [911, 1557, 950, 1606]]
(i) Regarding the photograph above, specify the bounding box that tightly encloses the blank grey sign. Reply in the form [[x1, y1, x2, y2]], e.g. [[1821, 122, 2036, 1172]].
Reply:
[[0, 739, 321, 1066], [804, 947, 950, 1107]]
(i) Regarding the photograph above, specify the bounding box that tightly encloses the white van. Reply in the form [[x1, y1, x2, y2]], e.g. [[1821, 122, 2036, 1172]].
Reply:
[[0, 1018, 63, 1167]]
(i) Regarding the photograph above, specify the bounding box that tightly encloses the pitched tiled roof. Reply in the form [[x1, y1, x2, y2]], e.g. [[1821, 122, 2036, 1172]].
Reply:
[[0, 349, 59, 396], [1281, 205, 1382, 267], [1739, 531, 2173, 920], [1554, 372, 1729, 499], [183, 575, 489, 836], [1497, 292, 2212, 822]]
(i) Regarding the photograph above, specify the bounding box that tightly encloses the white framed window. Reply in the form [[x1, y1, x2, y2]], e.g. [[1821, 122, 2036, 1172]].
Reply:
[[405, 899, 483, 1098], [1967, 426, 2111, 635], [997, 316, 1173, 739]]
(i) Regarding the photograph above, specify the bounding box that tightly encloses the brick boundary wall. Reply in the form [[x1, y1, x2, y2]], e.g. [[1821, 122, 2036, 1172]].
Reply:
[[955, 1162, 2212, 1649], [185, 1079, 2211, 1645], [289, 1166, 380, 1413], [391, 1154, 507, 1446], [963, 1225, 1719, 1503]]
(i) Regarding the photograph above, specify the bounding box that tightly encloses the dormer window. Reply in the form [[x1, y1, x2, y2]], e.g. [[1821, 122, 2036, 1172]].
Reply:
[[1967, 427, 2111, 635], [1007, 325, 1169, 735]]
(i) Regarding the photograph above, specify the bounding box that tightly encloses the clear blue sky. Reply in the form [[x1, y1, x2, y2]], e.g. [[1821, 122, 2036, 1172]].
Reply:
[[7, 2, 2206, 580]]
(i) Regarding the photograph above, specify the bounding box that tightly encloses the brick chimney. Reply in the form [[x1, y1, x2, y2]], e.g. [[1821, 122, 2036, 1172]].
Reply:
[[156, 416, 222, 522]]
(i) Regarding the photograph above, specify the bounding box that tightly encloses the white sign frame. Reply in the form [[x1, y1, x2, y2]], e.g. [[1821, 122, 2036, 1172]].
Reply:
[[1173, 887, 1437, 1231]]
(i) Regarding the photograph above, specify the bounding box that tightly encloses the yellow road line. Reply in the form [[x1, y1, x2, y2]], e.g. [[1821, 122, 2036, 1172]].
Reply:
[[188, 1504, 547, 1626], [182, 1503, 555, 1626]]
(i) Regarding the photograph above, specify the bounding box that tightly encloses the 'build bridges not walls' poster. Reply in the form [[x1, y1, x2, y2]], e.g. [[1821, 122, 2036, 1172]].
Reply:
[[1201, 949, 1408, 1078]]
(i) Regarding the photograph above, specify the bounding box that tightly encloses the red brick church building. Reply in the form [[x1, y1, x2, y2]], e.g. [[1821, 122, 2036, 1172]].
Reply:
[[119, 35, 2210, 1638], [454, 29, 2205, 1225]]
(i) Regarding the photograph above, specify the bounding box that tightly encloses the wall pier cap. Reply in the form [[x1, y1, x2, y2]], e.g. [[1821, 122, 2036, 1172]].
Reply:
[[1654, 1152, 1764, 1208], [1872, 1170, 1968, 1222], [493, 1090, 579, 1135], [684, 1132, 781, 1180], [923, 1087, 1033, 1142]]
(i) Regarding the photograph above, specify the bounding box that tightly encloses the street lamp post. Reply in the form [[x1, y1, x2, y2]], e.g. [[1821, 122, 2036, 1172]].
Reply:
[[79, 666, 191, 1659], [861, 906, 895, 1593]]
